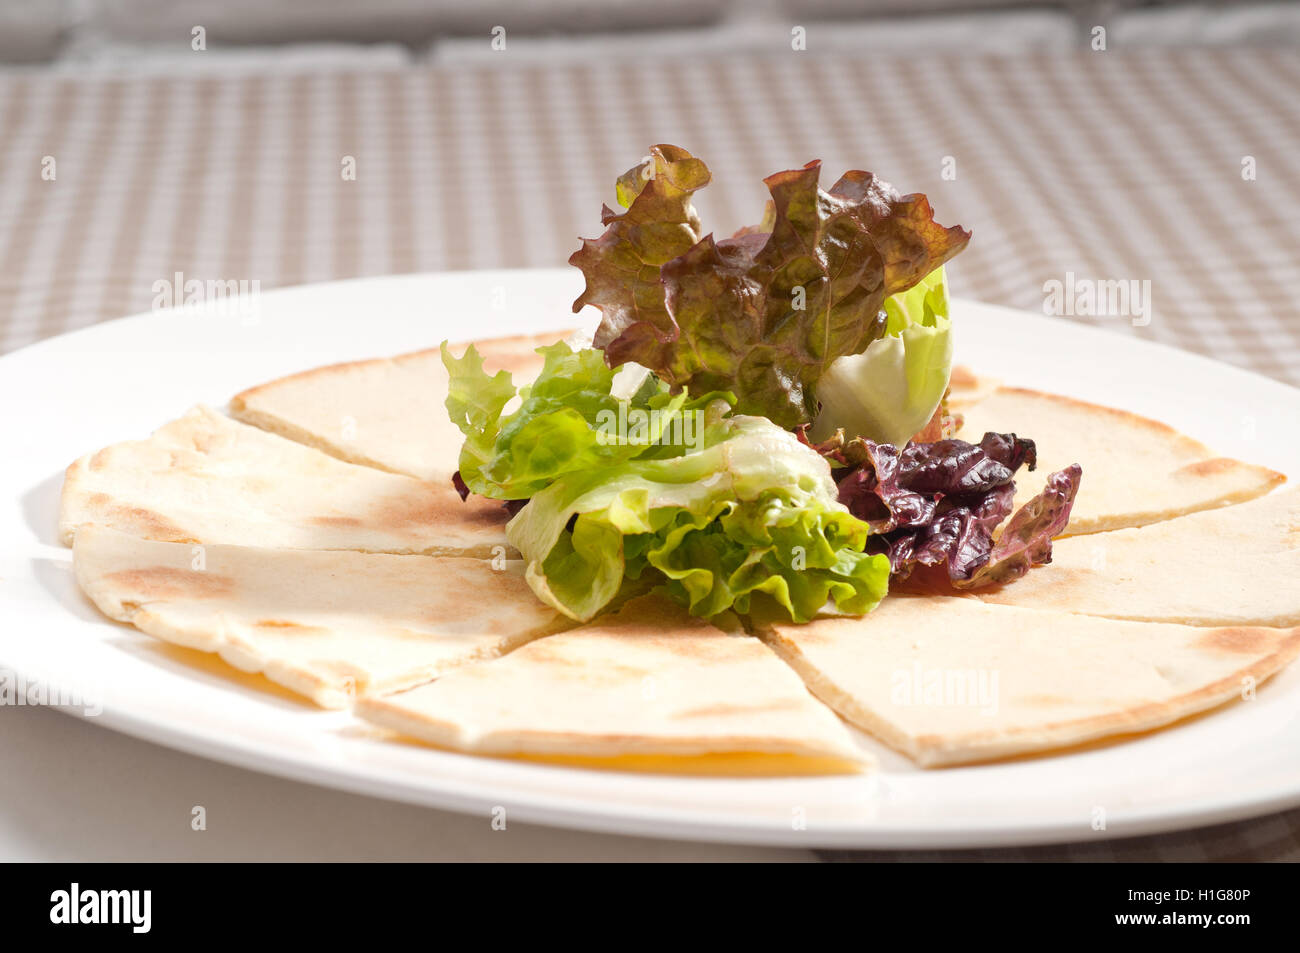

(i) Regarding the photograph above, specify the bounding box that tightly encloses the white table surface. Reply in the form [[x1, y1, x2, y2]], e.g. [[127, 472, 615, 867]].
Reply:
[[1, 704, 811, 862]]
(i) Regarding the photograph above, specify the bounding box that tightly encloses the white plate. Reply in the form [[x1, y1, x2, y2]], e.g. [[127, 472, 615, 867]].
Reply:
[[3, 268, 1298, 850]]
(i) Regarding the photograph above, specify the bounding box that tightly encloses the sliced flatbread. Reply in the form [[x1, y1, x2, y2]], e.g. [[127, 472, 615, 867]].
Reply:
[[978, 486, 1300, 627], [946, 365, 1000, 410], [73, 525, 569, 708], [956, 386, 1284, 535], [356, 594, 869, 774], [229, 330, 569, 482], [60, 405, 511, 557], [755, 594, 1300, 767]]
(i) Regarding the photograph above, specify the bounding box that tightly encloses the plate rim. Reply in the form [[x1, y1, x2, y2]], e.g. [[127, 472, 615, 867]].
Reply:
[[33, 697, 1300, 850], [4, 267, 1298, 850]]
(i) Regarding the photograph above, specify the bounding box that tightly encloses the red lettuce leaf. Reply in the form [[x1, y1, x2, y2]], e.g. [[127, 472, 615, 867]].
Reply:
[[808, 429, 1079, 587], [951, 464, 1082, 588], [572, 145, 711, 363], [570, 145, 971, 429]]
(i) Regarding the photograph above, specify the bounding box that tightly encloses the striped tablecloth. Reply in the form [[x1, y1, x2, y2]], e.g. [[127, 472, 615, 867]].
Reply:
[[2, 48, 1297, 861]]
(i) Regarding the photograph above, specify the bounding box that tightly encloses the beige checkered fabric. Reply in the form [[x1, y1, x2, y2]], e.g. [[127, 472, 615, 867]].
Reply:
[[1, 49, 1297, 859]]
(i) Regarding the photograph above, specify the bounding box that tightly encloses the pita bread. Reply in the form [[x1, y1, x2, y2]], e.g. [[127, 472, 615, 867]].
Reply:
[[946, 365, 1000, 410], [755, 594, 1300, 767], [356, 594, 869, 774], [956, 386, 1284, 535], [978, 486, 1300, 627], [229, 330, 569, 482], [60, 405, 511, 557], [73, 525, 569, 708]]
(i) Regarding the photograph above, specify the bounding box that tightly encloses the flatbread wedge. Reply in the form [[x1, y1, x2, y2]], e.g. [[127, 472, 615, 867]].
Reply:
[[356, 594, 869, 775], [956, 386, 1284, 535], [60, 405, 512, 557], [755, 594, 1300, 767], [73, 525, 570, 708], [229, 330, 569, 482], [946, 365, 1000, 410], [978, 486, 1300, 627]]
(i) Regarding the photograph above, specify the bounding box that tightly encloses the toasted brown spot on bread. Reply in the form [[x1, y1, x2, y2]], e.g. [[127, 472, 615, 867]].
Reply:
[[370, 486, 511, 532], [421, 571, 532, 618], [103, 506, 197, 544], [104, 566, 235, 600], [1174, 457, 1235, 478], [419, 585, 532, 627], [310, 515, 364, 528], [1174, 457, 1285, 484], [514, 641, 649, 680], [643, 633, 755, 664], [1018, 693, 1071, 707], [253, 619, 320, 631], [596, 596, 715, 631], [948, 366, 979, 389], [675, 699, 806, 720], [1194, 627, 1273, 654], [1186, 457, 1239, 477]]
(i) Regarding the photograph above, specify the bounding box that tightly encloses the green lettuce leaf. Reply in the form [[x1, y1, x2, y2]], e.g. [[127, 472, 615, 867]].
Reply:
[[811, 266, 954, 446], [443, 339, 704, 500], [506, 409, 891, 622], [570, 145, 970, 429]]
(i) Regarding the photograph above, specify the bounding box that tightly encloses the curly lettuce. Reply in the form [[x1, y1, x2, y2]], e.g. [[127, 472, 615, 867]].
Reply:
[[507, 410, 890, 622], [442, 340, 699, 500], [570, 145, 970, 430]]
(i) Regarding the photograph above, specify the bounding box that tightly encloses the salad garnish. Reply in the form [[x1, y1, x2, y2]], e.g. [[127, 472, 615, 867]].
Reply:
[[444, 146, 1079, 622], [806, 430, 1081, 588], [507, 407, 891, 623], [570, 145, 970, 430]]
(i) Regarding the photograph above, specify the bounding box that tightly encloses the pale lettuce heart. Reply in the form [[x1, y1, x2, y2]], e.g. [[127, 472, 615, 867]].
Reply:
[[812, 266, 954, 446]]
